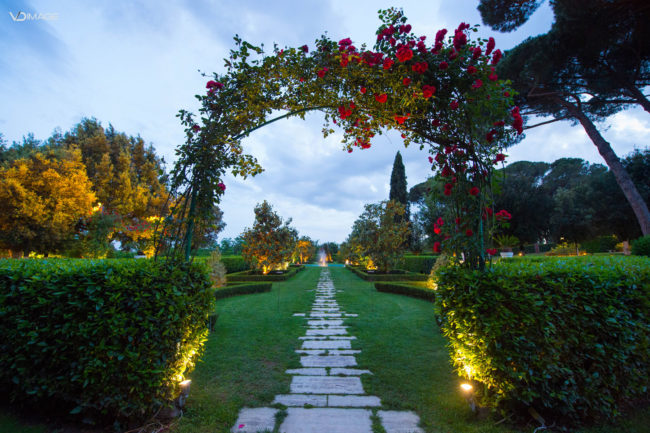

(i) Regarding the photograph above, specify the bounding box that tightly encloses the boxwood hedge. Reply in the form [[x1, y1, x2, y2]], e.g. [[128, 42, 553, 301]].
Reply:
[[397, 255, 438, 274], [227, 265, 304, 282], [214, 282, 272, 299], [374, 282, 436, 302], [434, 256, 650, 426], [346, 265, 428, 281], [0, 258, 214, 423]]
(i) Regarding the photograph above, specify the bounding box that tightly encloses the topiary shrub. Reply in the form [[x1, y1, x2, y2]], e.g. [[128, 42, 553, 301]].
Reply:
[[435, 256, 650, 426], [0, 258, 213, 425], [631, 235, 650, 257]]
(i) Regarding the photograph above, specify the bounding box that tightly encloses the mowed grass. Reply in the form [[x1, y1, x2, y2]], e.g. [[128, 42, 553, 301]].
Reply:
[[173, 267, 317, 433]]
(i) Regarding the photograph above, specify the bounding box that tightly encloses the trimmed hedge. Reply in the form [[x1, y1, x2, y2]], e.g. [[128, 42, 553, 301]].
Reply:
[[227, 265, 304, 282], [632, 235, 650, 257], [374, 282, 436, 302], [435, 256, 650, 426], [346, 265, 428, 281], [195, 255, 249, 274], [214, 282, 272, 299], [522, 243, 556, 254], [0, 258, 213, 423], [397, 255, 438, 274]]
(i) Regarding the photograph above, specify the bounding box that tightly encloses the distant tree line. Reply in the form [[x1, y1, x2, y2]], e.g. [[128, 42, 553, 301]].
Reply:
[[410, 149, 650, 250]]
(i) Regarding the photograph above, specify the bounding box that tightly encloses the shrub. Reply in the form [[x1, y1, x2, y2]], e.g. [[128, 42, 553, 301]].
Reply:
[[0, 258, 213, 424], [397, 255, 438, 274], [632, 235, 650, 257], [375, 282, 436, 302], [214, 282, 272, 299], [581, 235, 619, 254], [434, 256, 650, 426], [346, 265, 428, 281], [227, 265, 304, 282], [522, 243, 556, 254], [545, 241, 583, 256], [220, 255, 250, 273]]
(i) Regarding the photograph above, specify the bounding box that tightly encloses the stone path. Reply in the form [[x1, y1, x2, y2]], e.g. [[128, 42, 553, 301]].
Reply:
[[231, 269, 423, 433]]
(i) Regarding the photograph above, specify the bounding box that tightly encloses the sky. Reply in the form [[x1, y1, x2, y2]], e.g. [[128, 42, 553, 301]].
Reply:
[[2, 0, 649, 244]]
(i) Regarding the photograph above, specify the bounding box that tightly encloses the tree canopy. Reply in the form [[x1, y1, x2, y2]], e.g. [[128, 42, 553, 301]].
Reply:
[[479, 0, 650, 234]]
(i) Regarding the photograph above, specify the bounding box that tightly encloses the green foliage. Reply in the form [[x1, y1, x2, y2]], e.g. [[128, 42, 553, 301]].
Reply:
[[374, 282, 436, 302], [347, 265, 427, 282], [241, 201, 297, 274], [220, 255, 250, 273], [227, 265, 304, 282], [632, 235, 650, 257], [0, 258, 214, 423], [546, 242, 582, 256], [214, 282, 272, 299], [581, 235, 619, 254], [397, 255, 438, 274], [494, 234, 519, 249], [345, 200, 410, 273], [434, 256, 650, 426]]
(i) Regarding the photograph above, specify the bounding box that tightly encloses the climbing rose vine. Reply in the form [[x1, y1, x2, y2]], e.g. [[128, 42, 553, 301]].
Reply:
[[170, 7, 521, 268]]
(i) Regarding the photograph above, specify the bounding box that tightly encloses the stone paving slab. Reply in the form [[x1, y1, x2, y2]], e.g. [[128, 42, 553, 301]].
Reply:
[[309, 313, 342, 317], [302, 340, 351, 350], [292, 313, 306, 317], [280, 408, 373, 433], [308, 319, 344, 326], [295, 349, 326, 355], [377, 410, 424, 433], [273, 394, 327, 407], [286, 368, 327, 375], [328, 349, 361, 355], [330, 368, 372, 376], [306, 328, 348, 336], [290, 375, 364, 394], [300, 355, 357, 367], [230, 407, 277, 433], [328, 395, 381, 407]]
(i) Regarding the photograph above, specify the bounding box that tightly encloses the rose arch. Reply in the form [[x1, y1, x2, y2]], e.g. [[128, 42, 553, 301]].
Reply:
[[158, 8, 523, 270]]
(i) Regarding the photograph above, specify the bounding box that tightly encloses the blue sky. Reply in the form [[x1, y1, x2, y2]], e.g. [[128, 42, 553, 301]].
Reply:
[[2, 0, 649, 243]]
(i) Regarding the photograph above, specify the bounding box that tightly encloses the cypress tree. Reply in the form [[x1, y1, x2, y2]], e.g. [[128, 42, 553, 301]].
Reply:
[[389, 151, 410, 221]]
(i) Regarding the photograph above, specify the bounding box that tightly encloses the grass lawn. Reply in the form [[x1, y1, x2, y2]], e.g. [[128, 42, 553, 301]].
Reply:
[[1, 266, 647, 432]]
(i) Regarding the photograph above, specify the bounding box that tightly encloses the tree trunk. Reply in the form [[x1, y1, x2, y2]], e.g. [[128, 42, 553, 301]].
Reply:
[[626, 85, 650, 115], [561, 99, 650, 235]]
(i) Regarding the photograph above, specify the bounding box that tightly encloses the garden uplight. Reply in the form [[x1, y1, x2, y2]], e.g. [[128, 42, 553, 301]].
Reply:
[[460, 383, 473, 393], [460, 383, 477, 413]]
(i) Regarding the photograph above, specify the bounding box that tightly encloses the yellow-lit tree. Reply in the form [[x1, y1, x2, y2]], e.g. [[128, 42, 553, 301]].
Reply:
[[0, 149, 96, 256], [241, 201, 297, 274], [293, 236, 314, 264]]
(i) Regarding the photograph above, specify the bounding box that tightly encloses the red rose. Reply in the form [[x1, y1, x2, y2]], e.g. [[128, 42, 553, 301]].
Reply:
[[472, 47, 482, 60], [439, 61, 449, 70], [491, 49, 503, 65], [428, 156, 433, 163], [486, 129, 496, 143], [433, 242, 441, 253], [300, 45, 309, 53], [396, 46, 414, 62], [403, 77, 412, 86], [495, 153, 506, 162], [218, 182, 226, 192], [192, 125, 200, 133], [383, 58, 394, 70], [467, 65, 477, 75], [317, 67, 328, 78], [412, 62, 428, 74], [437, 217, 444, 226], [466, 229, 473, 237], [375, 93, 388, 103], [486, 37, 495, 55], [469, 186, 480, 196], [434, 226, 441, 235], [504, 91, 510, 97], [360, 87, 367, 94], [435, 29, 447, 44], [472, 79, 483, 89], [450, 100, 459, 110], [422, 84, 436, 99]]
